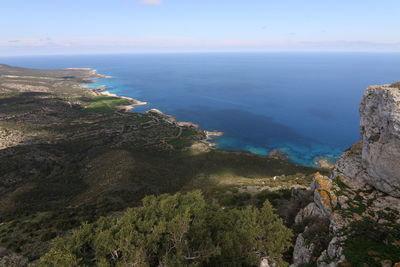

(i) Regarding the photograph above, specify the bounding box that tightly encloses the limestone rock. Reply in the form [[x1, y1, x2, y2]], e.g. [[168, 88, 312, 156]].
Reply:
[[360, 84, 400, 197], [294, 202, 325, 224], [311, 173, 337, 216], [332, 142, 366, 189], [259, 257, 271, 267], [316, 251, 337, 267], [317, 236, 345, 265], [291, 233, 315, 267]]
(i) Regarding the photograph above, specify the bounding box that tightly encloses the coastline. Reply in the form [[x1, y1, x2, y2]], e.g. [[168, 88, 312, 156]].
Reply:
[[84, 70, 147, 112], [83, 68, 332, 168], [97, 90, 147, 112], [84, 69, 222, 149], [204, 130, 224, 147]]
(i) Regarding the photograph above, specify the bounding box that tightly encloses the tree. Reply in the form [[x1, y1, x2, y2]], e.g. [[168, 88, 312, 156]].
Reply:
[[37, 191, 292, 267]]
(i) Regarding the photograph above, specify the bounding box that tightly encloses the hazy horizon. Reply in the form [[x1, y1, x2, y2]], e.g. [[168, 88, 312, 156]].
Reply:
[[2, 51, 400, 60], [2, 0, 400, 56]]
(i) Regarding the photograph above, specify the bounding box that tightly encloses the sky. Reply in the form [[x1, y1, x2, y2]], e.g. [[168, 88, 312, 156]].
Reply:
[[1, 0, 400, 56]]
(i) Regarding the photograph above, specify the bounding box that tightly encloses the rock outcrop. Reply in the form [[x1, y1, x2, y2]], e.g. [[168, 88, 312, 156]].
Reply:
[[360, 84, 400, 197], [291, 83, 400, 267]]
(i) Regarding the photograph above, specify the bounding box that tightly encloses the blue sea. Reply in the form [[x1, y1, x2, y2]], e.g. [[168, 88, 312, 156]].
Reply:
[[2, 53, 400, 166]]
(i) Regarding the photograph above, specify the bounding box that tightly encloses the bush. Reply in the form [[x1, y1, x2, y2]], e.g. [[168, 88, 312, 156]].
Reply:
[[343, 217, 400, 266], [37, 191, 293, 267], [256, 189, 292, 207], [41, 232, 57, 242], [219, 192, 252, 206]]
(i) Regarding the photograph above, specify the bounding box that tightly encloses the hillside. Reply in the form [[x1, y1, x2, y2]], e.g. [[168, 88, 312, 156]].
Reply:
[[0, 65, 323, 264], [2, 64, 400, 267]]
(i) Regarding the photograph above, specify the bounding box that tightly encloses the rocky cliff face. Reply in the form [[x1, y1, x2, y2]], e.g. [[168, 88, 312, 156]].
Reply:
[[291, 83, 400, 267], [360, 84, 400, 197]]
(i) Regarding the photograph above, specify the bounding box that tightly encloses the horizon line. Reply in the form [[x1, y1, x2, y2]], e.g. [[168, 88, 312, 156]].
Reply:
[[1, 50, 400, 58]]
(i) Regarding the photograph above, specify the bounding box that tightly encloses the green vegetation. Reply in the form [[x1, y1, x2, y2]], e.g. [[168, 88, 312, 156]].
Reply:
[[329, 180, 400, 266], [301, 217, 331, 249], [131, 115, 153, 123], [0, 145, 320, 260], [333, 188, 375, 218], [168, 139, 190, 148], [181, 129, 200, 137], [38, 191, 293, 267], [210, 188, 294, 209], [219, 191, 252, 206], [167, 130, 201, 148], [342, 217, 400, 266], [0, 64, 324, 264], [332, 177, 348, 191], [256, 189, 292, 207], [85, 96, 131, 113]]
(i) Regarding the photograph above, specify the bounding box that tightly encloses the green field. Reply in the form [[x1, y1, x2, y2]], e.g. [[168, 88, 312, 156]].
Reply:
[[85, 96, 132, 113]]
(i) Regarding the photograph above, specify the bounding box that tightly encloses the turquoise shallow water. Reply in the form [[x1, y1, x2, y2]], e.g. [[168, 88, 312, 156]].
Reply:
[[2, 53, 400, 166]]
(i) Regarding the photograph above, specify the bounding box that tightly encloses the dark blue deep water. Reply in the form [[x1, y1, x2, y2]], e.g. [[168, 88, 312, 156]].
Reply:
[[2, 53, 400, 165]]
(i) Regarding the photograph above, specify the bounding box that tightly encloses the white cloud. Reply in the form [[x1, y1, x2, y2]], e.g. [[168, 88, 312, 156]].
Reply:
[[140, 0, 161, 5]]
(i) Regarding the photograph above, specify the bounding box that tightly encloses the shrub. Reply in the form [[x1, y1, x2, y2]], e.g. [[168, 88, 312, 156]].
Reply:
[[219, 192, 252, 206], [343, 217, 400, 266], [41, 232, 57, 242], [37, 191, 293, 267]]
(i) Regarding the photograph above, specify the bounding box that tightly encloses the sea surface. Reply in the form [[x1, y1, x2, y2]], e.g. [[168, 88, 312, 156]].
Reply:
[[2, 52, 400, 166]]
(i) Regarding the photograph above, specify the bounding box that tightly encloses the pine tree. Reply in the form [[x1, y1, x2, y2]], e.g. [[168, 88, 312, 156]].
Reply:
[[36, 191, 292, 267]]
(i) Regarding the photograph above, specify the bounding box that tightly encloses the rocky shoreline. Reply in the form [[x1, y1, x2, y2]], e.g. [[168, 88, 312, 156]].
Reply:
[[97, 90, 147, 111], [84, 72, 338, 167], [84, 71, 225, 149]]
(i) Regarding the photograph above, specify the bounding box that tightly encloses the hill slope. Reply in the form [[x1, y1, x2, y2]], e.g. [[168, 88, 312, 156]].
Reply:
[[0, 65, 322, 263]]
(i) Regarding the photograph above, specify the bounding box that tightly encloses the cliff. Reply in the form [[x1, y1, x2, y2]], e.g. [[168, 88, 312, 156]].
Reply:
[[360, 84, 400, 197], [291, 83, 400, 267]]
